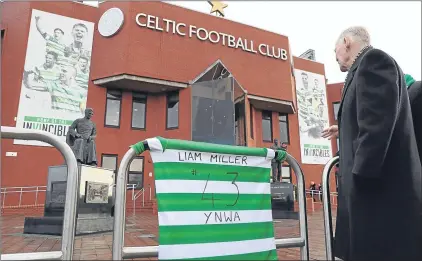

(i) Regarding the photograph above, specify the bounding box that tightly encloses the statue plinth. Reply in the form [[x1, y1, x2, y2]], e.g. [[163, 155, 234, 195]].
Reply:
[[23, 164, 115, 236], [270, 182, 298, 220]]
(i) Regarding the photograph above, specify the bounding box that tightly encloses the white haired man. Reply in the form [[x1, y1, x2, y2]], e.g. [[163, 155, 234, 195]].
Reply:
[[330, 26, 422, 261]]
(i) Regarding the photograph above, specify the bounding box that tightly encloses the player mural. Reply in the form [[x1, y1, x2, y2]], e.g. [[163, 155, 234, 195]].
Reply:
[[294, 69, 332, 164], [15, 9, 94, 146]]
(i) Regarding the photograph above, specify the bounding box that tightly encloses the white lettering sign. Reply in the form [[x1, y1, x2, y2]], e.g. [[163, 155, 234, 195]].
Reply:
[[135, 13, 288, 61]]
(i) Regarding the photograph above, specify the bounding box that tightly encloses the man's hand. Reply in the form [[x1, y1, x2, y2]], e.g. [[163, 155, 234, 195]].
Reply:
[[321, 125, 338, 140], [23, 70, 33, 82], [24, 69, 34, 75]]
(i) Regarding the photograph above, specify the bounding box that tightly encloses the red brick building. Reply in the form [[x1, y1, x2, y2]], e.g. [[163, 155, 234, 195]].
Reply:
[[1, 1, 343, 209]]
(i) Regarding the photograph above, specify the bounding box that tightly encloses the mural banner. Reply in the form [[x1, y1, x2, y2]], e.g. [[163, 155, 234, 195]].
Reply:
[[147, 137, 278, 260], [15, 9, 94, 146], [294, 69, 332, 164]]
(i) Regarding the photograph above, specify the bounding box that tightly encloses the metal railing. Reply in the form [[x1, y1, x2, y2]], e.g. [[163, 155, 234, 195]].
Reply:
[[132, 185, 152, 208], [321, 156, 340, 261], [1, 126, 78, 261], [1, 186, 47, 208], [305, 190, 338, 212], [1, 184, 151, 210], [112, 140, 310, 260], [111, 184, 152, 215]]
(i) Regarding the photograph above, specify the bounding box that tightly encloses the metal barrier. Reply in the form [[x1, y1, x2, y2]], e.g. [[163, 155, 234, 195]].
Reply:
[[0, 126, 78, 260], [110, 184, 152, 216], [321, 156, 339, 261], [1, 186, 47, 208], [305, 190, 338, 213], [112, 140, 310, 260], [0, 183, 145, 209]]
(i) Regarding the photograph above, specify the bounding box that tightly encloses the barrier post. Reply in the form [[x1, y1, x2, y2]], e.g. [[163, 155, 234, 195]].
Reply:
[[1, 126, 78, 260], [321, 156, 339, 261], [112, 148, 136, 260], [112, 140, 310, 260], [35, 186, 39, 206], [285, 154, 310, 261], [2, 188, 6, 208]]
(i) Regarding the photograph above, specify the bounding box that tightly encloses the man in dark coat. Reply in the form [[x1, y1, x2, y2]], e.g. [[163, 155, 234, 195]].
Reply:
[[333, 26, 422, 261], [407, 79, 422, 253]]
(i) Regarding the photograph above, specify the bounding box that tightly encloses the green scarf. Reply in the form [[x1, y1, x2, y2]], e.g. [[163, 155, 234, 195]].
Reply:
[[404, 74, 415, 88]]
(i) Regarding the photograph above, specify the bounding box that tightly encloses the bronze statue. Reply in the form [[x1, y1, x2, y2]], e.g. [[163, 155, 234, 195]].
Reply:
[[270, 139, 280, 182], [66, 108, 97, 165]]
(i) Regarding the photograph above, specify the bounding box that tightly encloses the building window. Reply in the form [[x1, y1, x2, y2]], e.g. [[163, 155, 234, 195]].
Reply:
[[128, 157, 144, 189], [105, 89, 122, 127], [278, 113, 289, 144], [1, 30, 4, 54], [131, 92, 147, 129], [281, 165, 292, 183], [262, 111, 272, 142], [166, 92, 179, 129], [250, 106, 254, 139], [101, 154, 118, 180], [333, 102, 340, 121], [234, 102, 246, 146]]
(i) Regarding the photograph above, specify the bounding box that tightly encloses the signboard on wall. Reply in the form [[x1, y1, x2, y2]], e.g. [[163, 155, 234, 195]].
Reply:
[[15, 9, 95, 146], [135, 13, 288, 61], [294, 69, 332, 164]]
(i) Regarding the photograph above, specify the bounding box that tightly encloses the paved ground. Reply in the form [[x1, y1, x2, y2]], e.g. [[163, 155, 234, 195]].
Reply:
[[1, 209, 335, 260]]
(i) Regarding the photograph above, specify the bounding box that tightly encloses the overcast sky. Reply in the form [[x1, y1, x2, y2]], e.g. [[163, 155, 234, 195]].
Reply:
[[165, 1, 421, 84], [85, 1, 421, 83]]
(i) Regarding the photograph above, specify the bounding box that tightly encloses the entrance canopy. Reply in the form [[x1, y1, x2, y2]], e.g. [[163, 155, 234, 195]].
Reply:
[[248, 94, 295, 114], [93, 74, 188, 93]]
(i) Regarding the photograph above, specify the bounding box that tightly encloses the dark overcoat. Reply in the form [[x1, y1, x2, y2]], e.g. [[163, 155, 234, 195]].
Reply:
[[408, 81, 422, 164], [334, 47, 422, 261]]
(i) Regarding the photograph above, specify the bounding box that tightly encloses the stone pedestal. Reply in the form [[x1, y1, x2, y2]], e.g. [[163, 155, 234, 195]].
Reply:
[[270, 182, 298, 220], [24, 164, 115, 236]]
